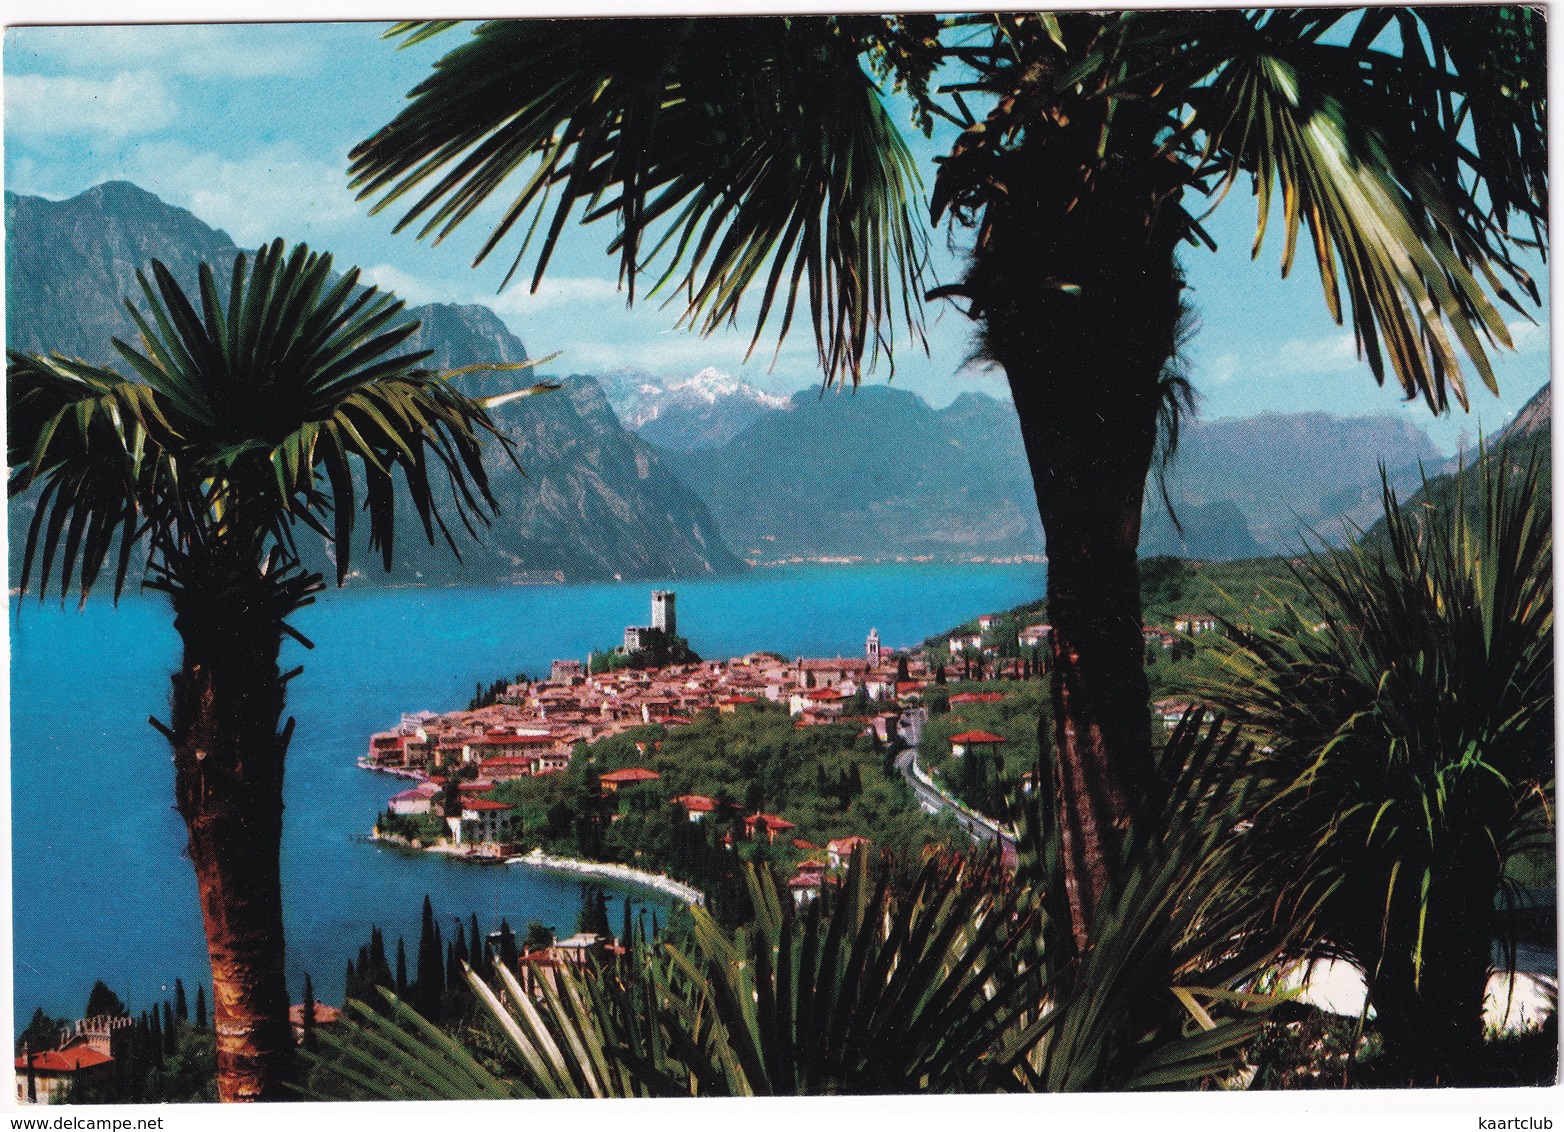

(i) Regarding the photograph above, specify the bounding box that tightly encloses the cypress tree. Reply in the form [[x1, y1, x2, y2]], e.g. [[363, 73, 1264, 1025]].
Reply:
[[416, 895, 444, 1020], [395, 937, 409, 997], [369, 926, 388, 983], [470, 915, 483, 971], [162, 1002, 176, 1056], [195, 985, 207, 1030], [148, 1008, 163, 1068], [173, 979, 188, 1023], [453, 918, 468, 966], [496, 919, 519, 973], [344, 958, 359, 1003]]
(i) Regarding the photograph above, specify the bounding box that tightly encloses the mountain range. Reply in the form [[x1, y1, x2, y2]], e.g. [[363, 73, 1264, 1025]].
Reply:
[[640, 382, 1451, 563], [5, 182, 743, 587], [594, 367, 793, 452], [11, 180, 1527, 583]]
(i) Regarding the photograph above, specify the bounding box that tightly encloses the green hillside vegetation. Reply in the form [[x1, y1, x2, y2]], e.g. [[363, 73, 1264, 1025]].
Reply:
[[480, 704, 963, 922], [919, 680, 1051, 817]]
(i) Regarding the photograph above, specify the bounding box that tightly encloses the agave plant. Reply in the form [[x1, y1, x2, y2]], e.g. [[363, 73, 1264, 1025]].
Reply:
[[1189, 452, 1554, 1083], [305, 850, 1038, 1097], [998, 709, 1294, 1091]]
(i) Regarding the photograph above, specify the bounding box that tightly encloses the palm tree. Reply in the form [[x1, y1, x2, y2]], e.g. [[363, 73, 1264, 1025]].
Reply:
[[348, 9, 1545, 953], [1188, 453, 1553, 1082], [7, 241, 543, 1100]]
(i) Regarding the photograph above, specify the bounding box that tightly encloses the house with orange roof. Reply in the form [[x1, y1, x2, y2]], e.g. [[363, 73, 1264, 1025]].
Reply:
[[742, 813, 796, 844], [826, 835, 872, 868], [14, 1046, 113, 1104], [949, 691, 1007, 705], [672, 794, 718, 822], [447, 797, 516, 847], [949, 730, 1006, 759], [599, 767, 661, 793]]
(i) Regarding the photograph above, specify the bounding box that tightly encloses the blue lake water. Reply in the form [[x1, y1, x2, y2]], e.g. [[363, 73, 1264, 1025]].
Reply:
[[9, 563, 1046, 1028]]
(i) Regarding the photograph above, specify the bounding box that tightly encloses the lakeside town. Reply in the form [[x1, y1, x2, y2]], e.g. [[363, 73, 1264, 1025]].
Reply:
[[360, 589, 1034, 859], [358, 588, 1226, 864]]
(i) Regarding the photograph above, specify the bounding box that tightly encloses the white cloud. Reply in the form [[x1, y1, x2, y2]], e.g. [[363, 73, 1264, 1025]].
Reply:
[[1505, 318, 1548, 356], [1272, 332, 1359, 374], [559, 327, 818, 376], [484, 276, 626, 314], [11, 25, 320, 79], [5, 71, 176, 139], [361, 264, 440, 306], [121, 141, 361, 246], [1205, 353, 1241, 386]]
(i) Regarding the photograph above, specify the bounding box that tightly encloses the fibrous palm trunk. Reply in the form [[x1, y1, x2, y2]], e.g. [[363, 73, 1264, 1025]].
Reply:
[[167, 555, 298, 1101], [968, 133, 1186, 954]]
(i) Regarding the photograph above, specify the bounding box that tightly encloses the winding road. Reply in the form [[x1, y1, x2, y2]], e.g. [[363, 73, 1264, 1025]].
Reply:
[[894, 712, 1016, 856]]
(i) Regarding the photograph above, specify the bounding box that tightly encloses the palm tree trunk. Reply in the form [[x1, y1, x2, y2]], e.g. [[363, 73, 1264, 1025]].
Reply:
[[968, 132, 1186, 953], [167, 560, 297, 1101]]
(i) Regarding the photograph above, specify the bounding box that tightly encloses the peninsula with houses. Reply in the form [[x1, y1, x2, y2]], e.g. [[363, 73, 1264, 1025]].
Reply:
[[359, 584, 1240, 916]]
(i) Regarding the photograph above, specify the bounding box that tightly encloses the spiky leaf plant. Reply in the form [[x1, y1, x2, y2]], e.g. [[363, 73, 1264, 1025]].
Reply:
[[1190, 452, 1554, 1084]]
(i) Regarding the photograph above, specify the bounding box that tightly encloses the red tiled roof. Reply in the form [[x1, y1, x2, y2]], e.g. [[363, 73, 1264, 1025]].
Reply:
[[673, 794, 717, 812], [788, 872, 825, 888], [791, 838, 820, 850], [949, 730, 1006, 744], [289, 1002, 342, 1026], [795, 859, 827, 871], [720, 695, 759, 704], [827, 835, 872, 854], [746, 813, 795, 831], [600, 767, 661, 784], [463, 798, 513, 812], [949, 692, 1007, 704], [805, 688, 847, 700], [14, 1048, 112, 1073]]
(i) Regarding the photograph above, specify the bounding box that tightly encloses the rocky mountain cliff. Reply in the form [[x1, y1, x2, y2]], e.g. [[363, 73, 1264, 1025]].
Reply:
[[6, 183, 742, 587]]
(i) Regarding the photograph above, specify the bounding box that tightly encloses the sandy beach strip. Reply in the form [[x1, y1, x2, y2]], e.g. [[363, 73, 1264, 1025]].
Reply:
[[508, 849, 706, 906]]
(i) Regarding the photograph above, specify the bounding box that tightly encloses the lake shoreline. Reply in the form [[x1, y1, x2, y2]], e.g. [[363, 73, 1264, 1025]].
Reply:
[[368, 831, 707, 907], [508, 849, 706, 907]]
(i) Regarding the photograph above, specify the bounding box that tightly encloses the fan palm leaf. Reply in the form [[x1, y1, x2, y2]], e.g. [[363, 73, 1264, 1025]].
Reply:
[[348, 17, 926, 385], [7, 242, 541, 1101], [10, 239, 548, 599]]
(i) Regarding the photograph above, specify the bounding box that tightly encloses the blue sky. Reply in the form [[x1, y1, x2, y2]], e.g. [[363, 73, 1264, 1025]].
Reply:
[[3, 15, 1550, 455]]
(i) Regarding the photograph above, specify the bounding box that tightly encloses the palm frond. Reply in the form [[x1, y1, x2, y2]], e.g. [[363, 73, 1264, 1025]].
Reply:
[[9, 241, 525, 599], [349, 17, 927, 386]]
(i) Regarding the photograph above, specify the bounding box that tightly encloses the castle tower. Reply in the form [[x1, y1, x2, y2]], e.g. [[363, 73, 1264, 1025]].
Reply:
[[651, 590, 676, 637], [866, 627, 881, 668]]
